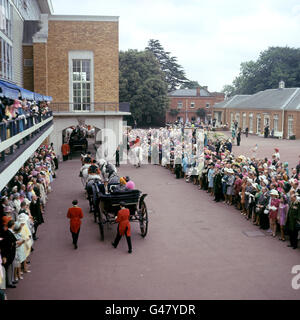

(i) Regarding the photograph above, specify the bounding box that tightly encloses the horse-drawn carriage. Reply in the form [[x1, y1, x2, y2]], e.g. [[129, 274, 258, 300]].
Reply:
[[86, 180, 148, 241], [69, 129, 88, 155]]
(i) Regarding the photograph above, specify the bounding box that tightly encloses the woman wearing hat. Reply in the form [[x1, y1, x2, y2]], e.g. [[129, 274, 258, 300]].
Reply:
[[207, 163, 215, 196], [13, 222, 26, 282], [225, 169, 235, 205], [278, 194, 289, 241], [18, 214, 32, 273], [268, 190, 280, 237], [112, 201, 132, 253]]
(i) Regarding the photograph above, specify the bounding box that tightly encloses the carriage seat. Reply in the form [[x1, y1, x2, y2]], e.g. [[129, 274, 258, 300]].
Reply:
[[99, 189, 141, 208]]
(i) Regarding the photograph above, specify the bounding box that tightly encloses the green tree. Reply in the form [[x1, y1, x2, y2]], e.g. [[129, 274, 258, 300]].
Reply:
[[180, 80, 201, 89], [221, 84, 235, 98], [146, 39, 189, 92], [119, 49, 169, 127], [224, 46, 300, 95]]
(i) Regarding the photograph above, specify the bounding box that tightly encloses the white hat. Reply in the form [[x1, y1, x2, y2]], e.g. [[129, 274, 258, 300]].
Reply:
[[263, 179, 269, 185], [270, 190, 279, 196], [227, 169, 234, 174], [18, 213, 29, 224]]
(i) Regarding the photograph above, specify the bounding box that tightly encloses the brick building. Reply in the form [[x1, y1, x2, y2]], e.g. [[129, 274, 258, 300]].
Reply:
[[213, 81, 300, 139], [166, 87, 224, 124], [0, 0, 130, 158]]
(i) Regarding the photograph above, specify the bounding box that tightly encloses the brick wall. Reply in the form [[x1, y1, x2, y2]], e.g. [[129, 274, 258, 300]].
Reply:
[[33, 42, 48, 95], [23, 45, 34, 91], [223, 108, 300, 138], [166, 95, 224, 123], [34, 20, 119, 111]]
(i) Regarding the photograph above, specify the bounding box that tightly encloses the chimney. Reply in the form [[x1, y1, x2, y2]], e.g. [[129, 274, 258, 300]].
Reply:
[[279, 80, 285, 89], [196, 87, 200, 97]]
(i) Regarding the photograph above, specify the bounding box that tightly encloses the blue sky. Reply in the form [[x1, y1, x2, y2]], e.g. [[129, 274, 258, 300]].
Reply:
[[51, 0, 300, 92]]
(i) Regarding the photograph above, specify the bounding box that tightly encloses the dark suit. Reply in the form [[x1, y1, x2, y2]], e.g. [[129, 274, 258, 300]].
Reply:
[[0, 229, 16, 286], [30, 198, 44, 239]]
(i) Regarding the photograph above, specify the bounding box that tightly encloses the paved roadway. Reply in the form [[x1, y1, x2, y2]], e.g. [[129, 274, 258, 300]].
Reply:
[[7, 135, 300, 300]]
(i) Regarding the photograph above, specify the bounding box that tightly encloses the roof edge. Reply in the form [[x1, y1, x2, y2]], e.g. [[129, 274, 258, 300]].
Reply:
[[49, 15, 119, 22], [37, 0, 54, 14]]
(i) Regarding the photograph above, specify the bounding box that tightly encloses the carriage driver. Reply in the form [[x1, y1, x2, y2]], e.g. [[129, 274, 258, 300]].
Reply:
[[87, 160, 101, 182]]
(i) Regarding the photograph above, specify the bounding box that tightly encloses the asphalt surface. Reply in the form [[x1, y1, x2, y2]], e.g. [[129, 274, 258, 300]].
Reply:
[[6, 134, 300, 300]]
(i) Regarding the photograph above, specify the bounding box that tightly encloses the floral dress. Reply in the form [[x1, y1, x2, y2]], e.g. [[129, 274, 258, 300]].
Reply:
[[269, 198, 280, 220]]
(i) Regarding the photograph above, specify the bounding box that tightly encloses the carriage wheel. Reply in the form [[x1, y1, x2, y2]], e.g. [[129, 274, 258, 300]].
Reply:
[[139, 200, 148, 237], [98, 201, 105, 241]]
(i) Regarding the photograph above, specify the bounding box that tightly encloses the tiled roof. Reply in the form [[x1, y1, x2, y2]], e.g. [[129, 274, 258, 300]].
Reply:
[[169, 88, 211, 97], [214, 95, 250, 109], [215, 88, 300, 111]]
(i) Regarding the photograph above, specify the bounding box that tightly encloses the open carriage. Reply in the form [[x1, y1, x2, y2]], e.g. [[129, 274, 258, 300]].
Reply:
[[91, 185, 148, 241]]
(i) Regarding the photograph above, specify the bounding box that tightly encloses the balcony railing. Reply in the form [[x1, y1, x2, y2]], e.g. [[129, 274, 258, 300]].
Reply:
[[51, 102, 130, 113], [0, 111, 53, 163]]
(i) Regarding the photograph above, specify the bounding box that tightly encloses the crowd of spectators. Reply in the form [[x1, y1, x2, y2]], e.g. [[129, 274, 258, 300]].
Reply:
[[0, 144, 58, 300], [126, 125, 300, 254], [0, 98, 51, 123], [0, 98, 51, 142]]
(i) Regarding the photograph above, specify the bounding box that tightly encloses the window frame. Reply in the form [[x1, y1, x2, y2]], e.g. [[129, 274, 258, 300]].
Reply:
[[273, 114, 279, 133], [288, 115, 293, 137], [0, 37, 12, 80], [69, 51, 94, 112], [256, 114, 261, 134]]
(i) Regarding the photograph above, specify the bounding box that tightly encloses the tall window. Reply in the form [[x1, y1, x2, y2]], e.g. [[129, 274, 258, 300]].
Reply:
[[235, 113, 240, 126], [249, 113, 253, 132], [273, 114, 278, 132], [177, 101, 183, 109], [0, 0, 12, 39], [242, 113, 246, 130], [230, 112, 233, 127], [288, 115, 293, 137], [190, 102, 195, 108], [264, 115, 270, 127], [256, 114, 261, 134], [0, 38, 12, 80], [72, 59, 91, 111]]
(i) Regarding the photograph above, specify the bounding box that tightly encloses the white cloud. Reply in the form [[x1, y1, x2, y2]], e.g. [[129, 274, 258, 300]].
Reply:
[[51, 0, 300, 91]]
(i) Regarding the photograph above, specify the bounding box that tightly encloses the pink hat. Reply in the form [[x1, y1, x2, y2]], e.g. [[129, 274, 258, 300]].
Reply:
[[126, 181, 135, 190]]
